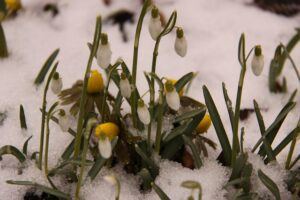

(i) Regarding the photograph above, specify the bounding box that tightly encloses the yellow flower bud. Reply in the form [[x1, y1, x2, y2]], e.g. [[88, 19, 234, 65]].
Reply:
[[196, 114, 211, 134], [87, 70, 104, 94], [168, 79, 184, 97], [95, 122, 119, 141], [5, 0, 22, 11]]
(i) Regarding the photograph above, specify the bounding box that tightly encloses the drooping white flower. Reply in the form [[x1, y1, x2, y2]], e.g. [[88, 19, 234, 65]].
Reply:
[[148, 6, 162, 40], [97, 33, 112, 69], [251, 45, 264, 76], [174, 28, 187, 57], [137, 99, 150, 125], [58, 110, 71, 132], [98, 136, 112, 159], [119, 72, 132, 98], [51, 72, 63, 94], [165, 81, 180, 111]]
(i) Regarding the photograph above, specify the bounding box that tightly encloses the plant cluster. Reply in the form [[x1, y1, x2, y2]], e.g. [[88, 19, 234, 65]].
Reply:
[[0, 1, 299, 200]]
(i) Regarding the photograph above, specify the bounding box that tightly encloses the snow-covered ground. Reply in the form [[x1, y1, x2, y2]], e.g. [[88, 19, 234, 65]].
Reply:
[[0, 0, 299, 199]]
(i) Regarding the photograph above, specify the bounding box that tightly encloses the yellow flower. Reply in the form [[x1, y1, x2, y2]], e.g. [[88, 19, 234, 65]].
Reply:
[[168, 79, 184, 97], [5, 0, 22, 11], [95, 122, 119, 141], [196, 114, 211, 134], [87, 70, 104, 94]]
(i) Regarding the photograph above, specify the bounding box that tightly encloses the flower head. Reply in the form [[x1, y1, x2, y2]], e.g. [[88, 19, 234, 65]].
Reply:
[[119, 72, 132, 98], [58, 109, 71, 132], [97, 33, 112, 69], [95, 122, 119, 158], [137, 99, 150, 125], [196, 114, 211, 134], [174, 27, 187, 57], [5, 0, 22, 11], [87, 70, 104, 94], [165, 80, 180, 111], [148, 6, 162, 40], [251, 45, 264, 76], [51, 72, 63, 94], [168, 79, 184, 97]]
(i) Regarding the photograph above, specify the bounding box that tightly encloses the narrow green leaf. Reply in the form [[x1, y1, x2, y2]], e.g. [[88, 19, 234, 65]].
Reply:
[[173, 109, 205, 123], [175, 72, 194, 94], [230, 153, 248, 181], [203, 85, 232, 165], [288, 89, 297, 103], [289, 154, 300, 169], [161, 11, 177, 36], [152, 182, 171, 200], [182, 135, 203, 168], [135, 144, 159, 177], [0, 23, 8, 58], [258, 169, 281, 200], [222, 82, 234, 132], [88, 156, 106, 180], [0, 145, 26, 163], [19, 105, 27, 130], [253, 100, 266, 134], [22, 136, 33, 156], [163, 122, 191, 143], [34, 49, 59, 85], [61, 139, 75, 160], [6, 180, 70, 199], [238, 33, 245, 67]]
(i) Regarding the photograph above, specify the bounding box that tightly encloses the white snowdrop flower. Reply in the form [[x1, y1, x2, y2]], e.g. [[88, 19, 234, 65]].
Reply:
[[50, 72, 63, 94], [174, 27, 187, 57], [137, 99, 150, 125], [98, 136, 112, 159], [165, 80, 180, 111], [119, 72, 132, 98], [97, 33, 112, 69], [58, 110, 71, 132], [148, 6, 162, 40], [103, 175, 117, 186], [251, 45, 264, 76]]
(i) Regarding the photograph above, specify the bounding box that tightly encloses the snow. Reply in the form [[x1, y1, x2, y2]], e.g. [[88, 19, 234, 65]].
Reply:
[[0, 0, 299, 199]]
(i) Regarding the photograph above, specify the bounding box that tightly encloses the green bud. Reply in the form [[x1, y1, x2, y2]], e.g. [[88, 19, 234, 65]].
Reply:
[[138, 99, 145, 107], [176, 28, 184, 39], [59, 109, 66, 116], [120, 72, 126, 80], [151, 6, 159, 18], [254, 45, 262, 56], [101, 33, 108, 45], [53, 72, 60, 80], [165, 80, 174, 92]]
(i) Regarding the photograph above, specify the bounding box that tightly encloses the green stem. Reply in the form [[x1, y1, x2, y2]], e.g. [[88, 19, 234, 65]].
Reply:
[[231, 59, 246, 166], [44, 102, 59, 176], [154, 92, 164, 153], [285, 137, 296, 169], [75, 118, 98, 200], [74, 16, 102, 160], [280, 43, 300, 81], [131, 0, 151, 128], [38, 63, 58, 170], [0, 23, 8, 58]]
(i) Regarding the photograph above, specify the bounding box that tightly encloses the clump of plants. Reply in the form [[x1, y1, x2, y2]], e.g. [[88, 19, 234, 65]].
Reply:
[[0, 1, 299, 200]]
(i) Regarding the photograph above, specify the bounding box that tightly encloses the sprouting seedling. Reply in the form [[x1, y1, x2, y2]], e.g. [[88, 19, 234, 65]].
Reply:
[[181, 180, 202, 200], [103, 174, 121, 200]]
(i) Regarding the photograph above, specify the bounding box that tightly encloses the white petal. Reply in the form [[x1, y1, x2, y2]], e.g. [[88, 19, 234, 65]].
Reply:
[[174, 36, 187, 57], [149, 17, 162, 40], [120, 78, 132, 98], [97, 43, 112, 69], [251, 55, 264, 76], [58, 115, 71, 132], [99, 137, 112, 159], [51, 78, 63, 94], [137, 105, 150, 125], [166, 90, 180, 111], [104, 175, 117, 186]]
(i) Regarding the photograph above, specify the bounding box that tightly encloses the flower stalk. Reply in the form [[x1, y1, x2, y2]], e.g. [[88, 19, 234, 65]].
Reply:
[[73, 16, 102, 161]]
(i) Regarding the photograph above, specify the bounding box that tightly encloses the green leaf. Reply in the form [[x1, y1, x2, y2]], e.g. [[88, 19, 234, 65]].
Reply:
[[161, 11, 177, 36], [173, 109, 205, 123], [6, 180, 70, 199], [258, 169, 281, 200], [253, 100, 266, 134], [182, 135, 202, 168], [203, 85, 232, 166], [257, 102, 295, 157], [222, 82, 234, 131], [19, 105, 27, 130], [238, 33, 245, 67], [0, 145, 26, 163], [0, 23, 8, 58], [34, 49, 59, 85], [135, 144, 159, 177], [22, 136, 33, 156], [229, 153, 248, 181], [288, 89, 297, 103], [175, 72, 194, 95], [138, 168, 153, 191], [163, 122, 191, 143], [61, 139, 75, 160], [152, 182, 171, 200]]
